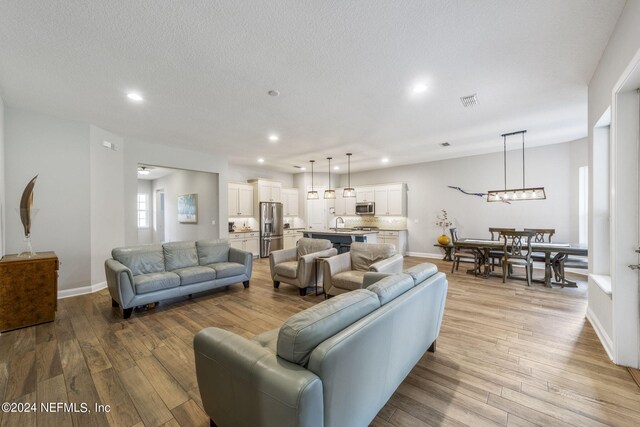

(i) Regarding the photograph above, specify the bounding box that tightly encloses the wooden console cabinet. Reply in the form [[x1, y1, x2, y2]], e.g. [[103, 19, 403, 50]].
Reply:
[[0, 252, 59, 332]]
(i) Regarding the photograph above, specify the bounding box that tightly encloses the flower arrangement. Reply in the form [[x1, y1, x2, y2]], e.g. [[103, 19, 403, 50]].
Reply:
[[435, 209, 452, 235]]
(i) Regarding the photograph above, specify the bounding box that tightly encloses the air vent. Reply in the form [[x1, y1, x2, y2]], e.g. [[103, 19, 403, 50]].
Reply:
[[441, 142, 451, 147], [460, 93, 479, 107]]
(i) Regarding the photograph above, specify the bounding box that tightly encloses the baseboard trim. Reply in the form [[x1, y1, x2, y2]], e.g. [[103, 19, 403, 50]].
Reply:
[[406, 251, 443, 259], [586, 306, 614, 362], [58, 281, 107, 299]]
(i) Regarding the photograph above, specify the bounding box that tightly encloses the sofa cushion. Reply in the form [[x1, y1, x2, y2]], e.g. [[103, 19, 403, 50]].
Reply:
[[367, 274, 414, 305], [332, 270, 367, 290], [277, 289, 380, 366], [196, 239, 230, 265], [405, 263, 438, 285], [112, 245, 165, 276], [134, 272, 180, 294], [207, 262, 246, 279], [164, 241, 198, 271], [251, 328, 278, 354], [350, 242, 396, 271], [174, 266, 216, 286], [274, 261, 299, 278], [297, 238, 332, 257]]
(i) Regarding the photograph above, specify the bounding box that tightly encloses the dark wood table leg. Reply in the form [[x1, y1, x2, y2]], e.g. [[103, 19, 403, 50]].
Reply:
[[544, 252, 552, 287]]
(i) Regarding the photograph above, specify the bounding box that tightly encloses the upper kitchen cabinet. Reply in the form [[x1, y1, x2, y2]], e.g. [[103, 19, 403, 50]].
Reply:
[[281, 188, 299, 217], [375, 184, 406, 216], [355, 187, 375, 203], [228, 183, 254, 217], [249, 179, 282, 203], [334, 188, 356, 216]]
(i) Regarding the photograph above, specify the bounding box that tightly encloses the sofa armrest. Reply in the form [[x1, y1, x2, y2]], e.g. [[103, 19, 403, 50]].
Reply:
[[229, 247, 253, 278], [363, 272, 394, 288], [298, 248, 338, 286], [194, 328, 323, 427], [104, 259, 136, 307], [370, 254, 404, 274], [270, 248, 298, 279]]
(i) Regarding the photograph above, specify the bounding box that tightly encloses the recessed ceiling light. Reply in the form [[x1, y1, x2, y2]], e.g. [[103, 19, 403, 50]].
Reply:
[[127, 92, 143, 102], [381, 158, 389, 164], [301, 167, 306, 171], [412, 83, 428, 94], [268, 134, 279, 142], [257, 158, 265, 163], [333, 166, 340, 170]]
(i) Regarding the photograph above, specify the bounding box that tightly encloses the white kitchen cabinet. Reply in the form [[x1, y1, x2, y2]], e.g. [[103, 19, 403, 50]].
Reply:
[[377, 230, 407, 255], [281, 189, 299, 217], [228, 183, 254, 217], [252, 179, 282, 202], [356, 187, 375, 203], [374, 184, 406, 216], [334, 189, 356, 216], [228, 232, 260, 257]]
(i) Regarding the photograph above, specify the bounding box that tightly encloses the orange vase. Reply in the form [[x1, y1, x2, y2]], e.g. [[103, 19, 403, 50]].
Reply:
[[437, 235, 451, 245]]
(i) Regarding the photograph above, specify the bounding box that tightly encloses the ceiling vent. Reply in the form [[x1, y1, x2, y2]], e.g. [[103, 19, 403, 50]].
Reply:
[[460, 93, 479, 107], [440, 142, 450, 147]]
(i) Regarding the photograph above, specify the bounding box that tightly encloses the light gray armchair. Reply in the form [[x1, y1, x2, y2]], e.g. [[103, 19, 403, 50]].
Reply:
[[270, 238, 338, 296], [323, 242, 403, 297]]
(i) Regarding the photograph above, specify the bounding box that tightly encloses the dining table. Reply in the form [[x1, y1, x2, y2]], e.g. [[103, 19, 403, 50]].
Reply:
[[453, 238, 588, 287]]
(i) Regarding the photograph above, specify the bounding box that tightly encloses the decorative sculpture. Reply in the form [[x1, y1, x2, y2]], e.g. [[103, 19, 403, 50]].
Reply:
[[18, 175, 38, 257], [448, 186, 511, 204]]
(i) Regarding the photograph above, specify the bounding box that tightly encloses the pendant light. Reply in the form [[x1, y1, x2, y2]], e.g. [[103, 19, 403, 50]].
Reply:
[[307, 160, 319, 200], [487, 130, 546, 202], [324, 157, 336, 199], [343, 153, 356, 198]]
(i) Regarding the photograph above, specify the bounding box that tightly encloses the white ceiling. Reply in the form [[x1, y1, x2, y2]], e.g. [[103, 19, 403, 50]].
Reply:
[[0, 0, 625, 173]]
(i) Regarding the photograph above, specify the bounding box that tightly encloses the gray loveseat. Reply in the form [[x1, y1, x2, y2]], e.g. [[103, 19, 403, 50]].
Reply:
[[194, 262, 447, 427], [105, 240, 252, 318]]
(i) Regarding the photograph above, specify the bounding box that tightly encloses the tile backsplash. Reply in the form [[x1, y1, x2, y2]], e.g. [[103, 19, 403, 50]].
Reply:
[[335, 216, 407, 230]]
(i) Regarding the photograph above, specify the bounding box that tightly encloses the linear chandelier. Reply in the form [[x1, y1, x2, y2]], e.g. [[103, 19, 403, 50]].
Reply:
[[487, 130, 546, 202]]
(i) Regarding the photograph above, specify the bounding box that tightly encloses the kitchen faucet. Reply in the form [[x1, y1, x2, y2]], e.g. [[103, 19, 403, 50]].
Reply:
[[334, 217, 344, 231]]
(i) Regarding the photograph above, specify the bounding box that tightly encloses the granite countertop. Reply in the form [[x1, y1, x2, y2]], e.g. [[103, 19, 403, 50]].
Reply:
[[230, 229, 258, 233], [302, 229, 379, 236]]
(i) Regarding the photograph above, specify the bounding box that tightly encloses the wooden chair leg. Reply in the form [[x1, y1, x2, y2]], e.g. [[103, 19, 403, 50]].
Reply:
[[451, 258, 456, 273], [428, 340, 436, 353], [526, 264, 532, 287], [502, 260, 507, 283]]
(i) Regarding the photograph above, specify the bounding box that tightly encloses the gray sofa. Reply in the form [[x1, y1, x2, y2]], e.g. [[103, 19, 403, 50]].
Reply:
[[105, 240, 252, 318], [269, 238, 338, 295], [194, 262, 447, 427]]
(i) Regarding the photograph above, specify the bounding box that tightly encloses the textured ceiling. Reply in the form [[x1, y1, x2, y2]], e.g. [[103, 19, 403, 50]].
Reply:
[[0, 0, 625, 172]]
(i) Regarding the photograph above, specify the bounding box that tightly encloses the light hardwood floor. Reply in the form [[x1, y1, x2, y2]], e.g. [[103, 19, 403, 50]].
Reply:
[[0, 257, 639, 427]]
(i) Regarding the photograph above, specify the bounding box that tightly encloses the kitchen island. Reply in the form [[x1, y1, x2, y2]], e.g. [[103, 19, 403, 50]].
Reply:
[[302, 229, 378, 252]]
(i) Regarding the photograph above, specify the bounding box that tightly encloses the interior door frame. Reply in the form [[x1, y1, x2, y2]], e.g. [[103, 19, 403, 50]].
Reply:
[[610, 46, 640, 368]]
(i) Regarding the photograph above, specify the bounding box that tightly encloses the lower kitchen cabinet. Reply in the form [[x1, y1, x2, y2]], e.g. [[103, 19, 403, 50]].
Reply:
[[229, 232, 260, 257], [284, 230, 303, 249], [377, 230, 407, 255]]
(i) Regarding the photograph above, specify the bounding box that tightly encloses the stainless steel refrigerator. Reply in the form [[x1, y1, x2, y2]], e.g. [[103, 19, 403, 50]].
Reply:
[[259, 202, 283, 257]]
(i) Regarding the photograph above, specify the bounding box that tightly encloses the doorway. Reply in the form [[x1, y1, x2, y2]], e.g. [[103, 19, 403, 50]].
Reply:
[[155, 189, 165, 243]]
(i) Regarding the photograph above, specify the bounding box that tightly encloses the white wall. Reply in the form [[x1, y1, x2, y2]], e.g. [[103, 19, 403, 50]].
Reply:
[[569, 138, 589, 243], [0, 93, 5, 256], [149, 169, 219, 242], [90, 125, 125, 285], [587, 0, 640, 366], [228, 164, 294, 187], [339, 140, 587, 255], [5, 108, 91, 290]]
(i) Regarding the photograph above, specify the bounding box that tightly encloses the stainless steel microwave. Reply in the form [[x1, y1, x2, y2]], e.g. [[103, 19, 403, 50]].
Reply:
[[355, 202, 375, 215]]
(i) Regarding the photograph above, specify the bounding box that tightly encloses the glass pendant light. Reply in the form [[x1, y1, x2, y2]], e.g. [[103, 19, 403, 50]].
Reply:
[[324, 157, 336, 199], [343, 153, 356, 198], [307, 160, 319, 200]]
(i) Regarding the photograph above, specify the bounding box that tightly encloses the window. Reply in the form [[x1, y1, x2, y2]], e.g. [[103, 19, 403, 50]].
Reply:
[[137, 193, 149, 228], [578, 166, 589, 245]]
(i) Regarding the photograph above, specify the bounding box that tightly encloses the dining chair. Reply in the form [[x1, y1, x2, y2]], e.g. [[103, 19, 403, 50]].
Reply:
[[488, 227, 515, 270], [524, 228, 555, 263], [449, 227, 480, 275], [502, 230, 535, 286]]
